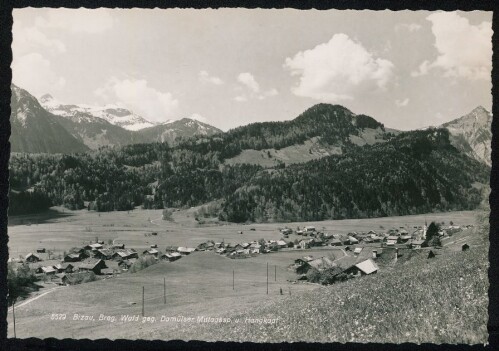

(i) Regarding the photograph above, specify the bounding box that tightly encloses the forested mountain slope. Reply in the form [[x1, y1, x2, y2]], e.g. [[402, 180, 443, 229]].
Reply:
[[219, 129, 489, 222]]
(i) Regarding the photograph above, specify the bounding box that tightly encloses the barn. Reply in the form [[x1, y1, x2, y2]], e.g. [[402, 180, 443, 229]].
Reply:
[[344, 259, 379, 276], [36, 266, 57, 275], [78, 259, 107, 275], [94, 249, 113, 260], [64, 252, 88, 262], [54, 263, 74, 273], [25, 253, 41, 263]]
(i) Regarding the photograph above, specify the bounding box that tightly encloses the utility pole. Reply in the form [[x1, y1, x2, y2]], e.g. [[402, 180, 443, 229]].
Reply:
[[163, 277, 166, 304], [142, 286, 145, 316], [275, 265, 277, 282], [233, 269, 235, 290], [12, 299, 16, 338], [266, 262, 269, 295]]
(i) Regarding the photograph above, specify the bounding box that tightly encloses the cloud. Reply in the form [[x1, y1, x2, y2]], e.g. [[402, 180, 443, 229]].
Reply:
[[234, 95, 248, 102], [412, 12, 492, 80], [198, 70, 224, 85], [35, 9, 114, 34], [284, 33, 394, 102], [234, 73, 277, 102], [395, 98, 410, 107], [12, 52, 66, 96], [12, 20, 66, 56], [258, 88, 278, 100], [237, 72, 260, 93], [95, 78, 178, 123], [396, 23, 422, 32]]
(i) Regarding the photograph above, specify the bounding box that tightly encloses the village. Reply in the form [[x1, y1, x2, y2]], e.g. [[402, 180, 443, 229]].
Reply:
[[9, 220, 474, 288]]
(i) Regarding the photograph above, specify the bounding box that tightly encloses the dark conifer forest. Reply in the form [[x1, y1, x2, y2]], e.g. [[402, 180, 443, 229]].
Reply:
[[8, 104, 489, 222]]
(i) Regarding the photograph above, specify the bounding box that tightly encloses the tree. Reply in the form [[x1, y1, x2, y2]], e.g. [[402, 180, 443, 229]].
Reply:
[[162, 208, 173, 221], [7, 263, 38, 305], [424, 221, 441, 247], [306, 268, 321, 283]]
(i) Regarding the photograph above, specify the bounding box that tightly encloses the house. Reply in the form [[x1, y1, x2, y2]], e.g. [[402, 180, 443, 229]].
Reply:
[[226, 247, 237, 255], [36, 248, 46, 253], [164, 246, 179, 253], [54, 273, 69, 285], [266, 242, 278, 251], [344, 259, 378, 276], [298, 239, 312, 250], [329, 239, 342, 246], [94, 249, 113, 260], [462, 243, 470, 251], [178, 247, 196, 255], [277, 240, 288, 249], [308, 257, 334, 272], [281, 228, 292, 235], [372, 249, 382, 258], [296, 257, 334, 275], [171, 252, 182, 260], [398, 235, 412, 243], [411, 240, 425, 249], [294, 256, 314, 266], [64, 252, 88, 262], [311, 237, 324, 247], [150, 244, 158, 248], [84, 243, 103, 251], [353, 247, 363, 255], [143, 248, 159, 257], [249, 243, 263, 254], [78, 259, 106, 275], [36, 265, 57, 275], [233, 244, 244, 251], [322, 232, 334, 239], [112, 249, 138, 260], [304, 226, 316, 233], [54, 263, 74, 273], [111, 243, 125, 250], [241, 243, 251, 249], [348, 236, 359, 245], [370, 235, 382, 242], [25, 253, 41, 263], [197, 242, 209, 251], [296, 230, 304, 235]]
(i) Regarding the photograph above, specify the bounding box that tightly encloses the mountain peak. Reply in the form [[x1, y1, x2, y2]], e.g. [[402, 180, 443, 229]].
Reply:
[[469, 105, 490, 116], [40, 93, 54, 103], [440, 106, 492, 166]]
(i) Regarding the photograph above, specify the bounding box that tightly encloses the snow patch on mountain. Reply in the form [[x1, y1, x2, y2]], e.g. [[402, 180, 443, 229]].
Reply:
[[39, 94, 156, 131]]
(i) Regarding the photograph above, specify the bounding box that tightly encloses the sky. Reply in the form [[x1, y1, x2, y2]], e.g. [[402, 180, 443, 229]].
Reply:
[[12, 8, 492, 131]]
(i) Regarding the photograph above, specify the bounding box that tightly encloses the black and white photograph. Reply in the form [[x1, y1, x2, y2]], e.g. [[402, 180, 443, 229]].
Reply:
[[4, 7, 493, 344]]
